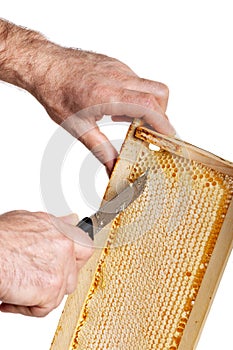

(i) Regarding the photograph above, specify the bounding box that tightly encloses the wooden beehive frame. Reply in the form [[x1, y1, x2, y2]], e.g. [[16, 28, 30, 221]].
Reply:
[[51, 121, 233, 350]]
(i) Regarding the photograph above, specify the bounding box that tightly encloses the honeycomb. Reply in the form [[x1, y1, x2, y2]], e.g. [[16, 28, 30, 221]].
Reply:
[[68, 132, 233, 350]]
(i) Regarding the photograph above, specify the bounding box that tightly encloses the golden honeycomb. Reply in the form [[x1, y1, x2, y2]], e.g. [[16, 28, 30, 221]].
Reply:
[[50, 123, 233, 350], [67, 128, 233, 350]]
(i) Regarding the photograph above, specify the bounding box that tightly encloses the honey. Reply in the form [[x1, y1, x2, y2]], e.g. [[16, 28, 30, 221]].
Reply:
[[69, 133, 233, 350], [51, 123, 233, 350]]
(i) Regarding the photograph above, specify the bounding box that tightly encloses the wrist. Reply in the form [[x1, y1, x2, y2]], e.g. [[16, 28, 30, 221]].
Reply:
[[0, 19, 50, 92]]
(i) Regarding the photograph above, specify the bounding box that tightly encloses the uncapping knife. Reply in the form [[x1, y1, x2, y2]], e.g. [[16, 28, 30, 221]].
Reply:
[[77, 171, 148, 240]]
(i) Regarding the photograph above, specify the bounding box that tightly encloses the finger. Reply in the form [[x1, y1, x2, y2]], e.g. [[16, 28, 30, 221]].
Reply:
[[111, 115, 133, 123], [105, 91, 175, 135], [0, 303, 51, 317], [85, 94, 174, 134], [0, 303, 32, 316], [78, 125, 118, 174], [0, 280, 67, 317], [66, 265, 79, 294], [111, 112, 168, 123], [111, 112, 168, 125], [105, 159, 116, 176], [54, 217, 94, 257], [73, 240, 94, 263], [125, 78, 169, 112]]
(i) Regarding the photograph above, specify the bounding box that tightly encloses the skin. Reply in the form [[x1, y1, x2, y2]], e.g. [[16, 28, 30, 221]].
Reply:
[[0, 211, 93, 317], [0, 19, 175, 317]]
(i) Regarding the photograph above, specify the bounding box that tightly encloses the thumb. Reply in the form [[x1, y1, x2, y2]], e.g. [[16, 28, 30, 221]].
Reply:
[[54, 216, 94, 248], [59, 213, 79, 226]]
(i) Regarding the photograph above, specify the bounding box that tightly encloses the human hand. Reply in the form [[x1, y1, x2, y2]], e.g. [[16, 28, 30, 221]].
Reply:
[[28, 44, 175, 173], [0, 210, 93, 317], [0, 20, 175, 173]]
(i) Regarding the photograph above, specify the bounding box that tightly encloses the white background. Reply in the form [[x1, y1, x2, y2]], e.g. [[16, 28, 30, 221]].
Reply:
[[0, 0, 233, 349]]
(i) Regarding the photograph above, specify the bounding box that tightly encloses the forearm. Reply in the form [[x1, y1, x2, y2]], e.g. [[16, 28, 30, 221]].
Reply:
[[0, 18, 50, 92], [0, 18, 174, 173]]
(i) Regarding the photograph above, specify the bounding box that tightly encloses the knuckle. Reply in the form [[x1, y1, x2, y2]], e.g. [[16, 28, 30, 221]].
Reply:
[[142, 93, 157, 110], [74, 244, 94, 268], [51, 296, 63, 310], [59, 237, 74, 255], [66, 273, 78, 294], [157, 82, 169, 98], [48, 274, 64, 292], [93, 83, 119, 102], [32, 307, 51, 318], [81, 246, 94, 263], [35, 211, 54, 222], [50, 237, 75, 264], [35, 211, 48, 219], [67, 284, 76, 295], [87, 79, 101, 93], [85, 246, 94, 260]]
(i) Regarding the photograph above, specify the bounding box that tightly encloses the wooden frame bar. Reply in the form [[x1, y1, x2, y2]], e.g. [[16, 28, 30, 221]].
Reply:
[[51, 122, 233, 350]]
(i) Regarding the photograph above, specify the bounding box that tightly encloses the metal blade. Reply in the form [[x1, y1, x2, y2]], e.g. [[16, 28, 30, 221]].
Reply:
[[91, 170, 148, 235]]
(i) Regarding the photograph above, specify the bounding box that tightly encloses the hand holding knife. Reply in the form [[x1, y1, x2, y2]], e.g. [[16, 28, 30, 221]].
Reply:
[[77, 171, 148, 240]]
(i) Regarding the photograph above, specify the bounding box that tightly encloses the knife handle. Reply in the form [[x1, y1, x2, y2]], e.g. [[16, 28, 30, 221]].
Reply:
[[77, 217, 94, 240]]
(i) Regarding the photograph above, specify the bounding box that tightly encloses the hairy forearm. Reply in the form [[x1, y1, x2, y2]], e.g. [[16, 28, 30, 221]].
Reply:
[[0, 18, 174, 172], [0, 18, 50, 91]]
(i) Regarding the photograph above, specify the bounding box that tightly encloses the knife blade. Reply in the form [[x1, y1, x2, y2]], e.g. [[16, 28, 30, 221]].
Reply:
[[77, 171, 148, 240]]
